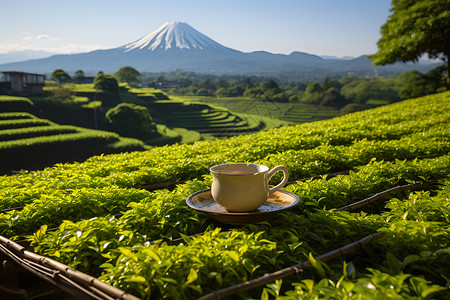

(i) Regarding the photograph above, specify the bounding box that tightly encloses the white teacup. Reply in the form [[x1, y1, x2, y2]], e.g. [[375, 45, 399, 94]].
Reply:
[[210, 163, 289, 212]]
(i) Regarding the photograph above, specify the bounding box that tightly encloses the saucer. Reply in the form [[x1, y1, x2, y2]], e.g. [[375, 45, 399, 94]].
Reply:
[[186, 189, 300, 225]]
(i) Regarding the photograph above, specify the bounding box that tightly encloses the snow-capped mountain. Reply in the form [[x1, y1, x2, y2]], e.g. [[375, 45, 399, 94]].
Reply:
[[124, 21, 230, 52], [0, 22, 438, 76]]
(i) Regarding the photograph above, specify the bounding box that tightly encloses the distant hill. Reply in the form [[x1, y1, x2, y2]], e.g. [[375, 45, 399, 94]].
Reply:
[[0, 50, 54, 64], [0, 21, 439, 76]]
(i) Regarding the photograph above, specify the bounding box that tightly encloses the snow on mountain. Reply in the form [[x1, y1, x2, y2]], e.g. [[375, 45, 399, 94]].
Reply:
[[124, 21, 229, 52]]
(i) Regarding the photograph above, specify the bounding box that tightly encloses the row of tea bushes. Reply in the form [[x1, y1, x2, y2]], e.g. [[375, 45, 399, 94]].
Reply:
[[0, 125, 79, 141], [0, 122, 448, 211], [0, 95, 34, 112], [0, 96, 150, 173], [199, 96, 339, 124]]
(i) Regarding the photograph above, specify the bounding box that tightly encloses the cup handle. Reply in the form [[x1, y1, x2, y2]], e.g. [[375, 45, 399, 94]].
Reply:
[[267, 165, 289, 195]]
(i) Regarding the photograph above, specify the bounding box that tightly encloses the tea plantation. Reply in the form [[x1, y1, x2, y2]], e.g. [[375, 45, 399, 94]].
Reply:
[[0, 91, 449, 299], [0, 95, 149, 174], [121, 87, 291, 141], [187, 96, 339, 124]]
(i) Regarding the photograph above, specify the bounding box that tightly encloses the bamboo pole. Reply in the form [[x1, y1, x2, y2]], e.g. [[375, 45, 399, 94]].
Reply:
[[334, 181, 432, 212], [199, 231, 386, 300], [0, 236, 140, 300], [139, 181, 179, 191]]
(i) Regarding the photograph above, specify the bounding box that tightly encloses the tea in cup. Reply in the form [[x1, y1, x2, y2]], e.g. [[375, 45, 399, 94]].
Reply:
[[210, 163, 289, 212]]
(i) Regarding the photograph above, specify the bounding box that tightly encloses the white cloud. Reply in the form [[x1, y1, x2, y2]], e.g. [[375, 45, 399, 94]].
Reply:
[[36, 34, 57, 40], [22, 34, 58, 41], [0, 43, 110, 54]]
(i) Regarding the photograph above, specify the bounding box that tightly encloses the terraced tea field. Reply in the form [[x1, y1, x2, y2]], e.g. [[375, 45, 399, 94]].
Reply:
[[0, 96, 148, 174], [182, 96, 339, 124], [122, 88, 290, 140], [149, 101, 266, 138]]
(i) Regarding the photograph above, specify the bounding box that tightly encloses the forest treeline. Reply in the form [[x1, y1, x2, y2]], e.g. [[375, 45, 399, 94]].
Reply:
[[49, 62, 447, 117], [140, 65, 447, 108]]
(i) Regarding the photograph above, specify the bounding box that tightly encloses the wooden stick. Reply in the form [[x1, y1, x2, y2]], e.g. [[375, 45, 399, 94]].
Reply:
[[334, 181, 433, 212], [0, 236, 140, 300], [138, 181, 178, 191], [199, 231, 386, 300]]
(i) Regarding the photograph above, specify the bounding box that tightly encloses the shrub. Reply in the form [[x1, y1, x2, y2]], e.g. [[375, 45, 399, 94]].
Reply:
[[339, 103, 372, 115], [105, 103, 157, 139], [94, 74, 120, 107]]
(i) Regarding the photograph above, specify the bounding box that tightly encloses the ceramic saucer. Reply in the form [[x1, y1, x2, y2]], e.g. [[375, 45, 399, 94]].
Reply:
[[186, 189, 300, 225]]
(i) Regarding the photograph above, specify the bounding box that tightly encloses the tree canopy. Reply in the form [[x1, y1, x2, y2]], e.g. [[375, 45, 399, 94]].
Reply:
[[368, 0, 450, 87], [94, 73, 120, 107], [114, 66, 141, 83], [50, 69, 71, 84], [73, 70, 86, 83]]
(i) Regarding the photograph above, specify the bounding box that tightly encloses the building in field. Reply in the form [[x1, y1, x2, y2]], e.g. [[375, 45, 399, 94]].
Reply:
[[0, 71, 45, 95]]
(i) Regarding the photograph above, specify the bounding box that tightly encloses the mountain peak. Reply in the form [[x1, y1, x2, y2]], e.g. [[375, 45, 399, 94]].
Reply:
[[124, 21, 228, 52]]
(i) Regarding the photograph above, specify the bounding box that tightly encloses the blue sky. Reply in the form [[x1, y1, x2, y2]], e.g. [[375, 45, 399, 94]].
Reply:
[[0, 0, 392, 57]]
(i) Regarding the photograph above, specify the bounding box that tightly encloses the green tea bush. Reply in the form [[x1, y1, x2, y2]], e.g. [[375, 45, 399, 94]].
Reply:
[[0, 125, 78, 142], [0, 95, 34, 112], [0, 112, 36, 120], [105, 103, 157, 139], [30, 96, 104, 129], [0, 118, 54, 130]]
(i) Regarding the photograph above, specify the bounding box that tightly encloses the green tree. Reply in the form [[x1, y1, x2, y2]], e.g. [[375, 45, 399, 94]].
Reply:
[[399, 65, 447, 98], [322, 78, 342, 91], [199, 78, 216, 91], [50, 69, 71, 84], [105, 103, 156, 139], [217, 78, 229, 89], [340, 78, 399, 104], [294, 82, 307, 92], [368, 0, 450, 87], [305, 82, 323, 94], [94, 73, 120, 107], [114, 66, 141, 83], [73, 70, 85, 83], [244, 87, 264, 98], [244, 78, 255, 90], [260, 80, 281, 94], [216, 85, 244, 97], [320, 87, 347, 108], [300, 82, 323, 104]]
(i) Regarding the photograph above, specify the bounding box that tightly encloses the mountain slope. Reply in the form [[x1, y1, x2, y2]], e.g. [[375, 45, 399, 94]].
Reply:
[[0, 21, 439, 75], [123, 21, 232, 52]]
